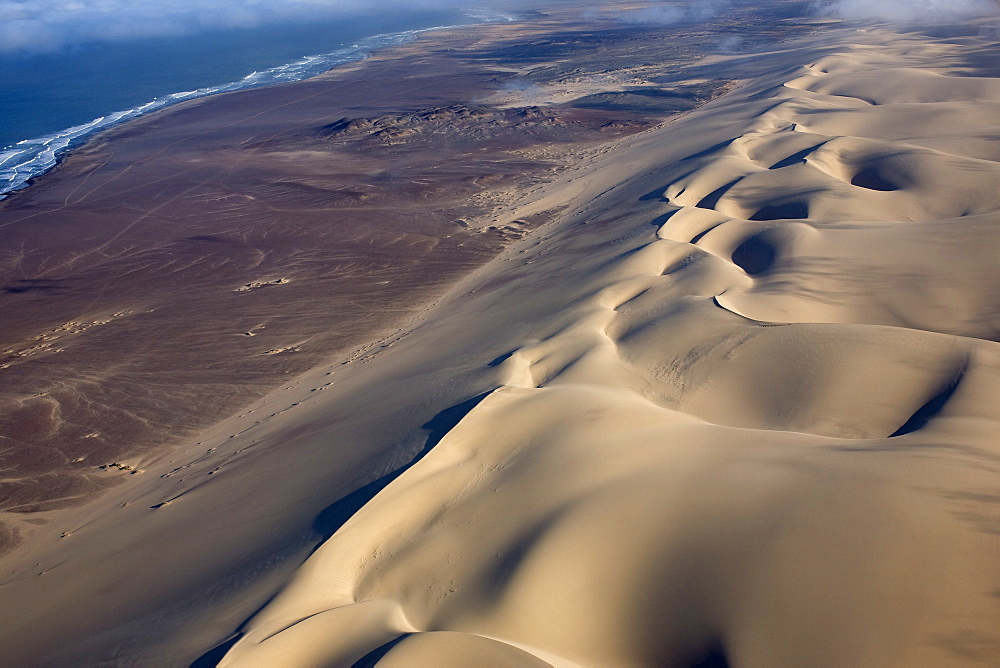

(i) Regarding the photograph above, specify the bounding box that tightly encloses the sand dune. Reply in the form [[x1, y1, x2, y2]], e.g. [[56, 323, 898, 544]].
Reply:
[[2, 14, 1000, 668], [216, 24, 1000, 668]]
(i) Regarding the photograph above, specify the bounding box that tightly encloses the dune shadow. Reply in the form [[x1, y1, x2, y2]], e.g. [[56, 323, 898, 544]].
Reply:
[[689, 224, 722, 245], [749, 201, 808, 221], [488, 351, 515, 367], [187, 392, 494, 667], [850, 167, 898, 192], [640, 169, 697, 202], [732, 233, 777, 275], [890, 363, 967, 437], [351, 634, 412, 668], [190, 634, 242, 668], [696, 178, 742, 210], [689, 644, 730, 668], [681, 139, 734, 162], [311, 391, 494, 544], [650, 209, 680, 228], [769, 142, 827, 169], [639, 187, 670, 202]]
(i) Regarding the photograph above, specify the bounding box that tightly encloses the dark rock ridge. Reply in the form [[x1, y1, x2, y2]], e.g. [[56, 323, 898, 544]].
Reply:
[[319, 104, 641, 145]]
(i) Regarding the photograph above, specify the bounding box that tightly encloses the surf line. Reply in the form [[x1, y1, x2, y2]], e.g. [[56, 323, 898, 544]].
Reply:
[[0, 17, 501, 200]]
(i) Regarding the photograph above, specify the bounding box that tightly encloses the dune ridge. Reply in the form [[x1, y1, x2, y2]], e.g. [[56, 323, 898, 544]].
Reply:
[[217, 25, 1000, 667]]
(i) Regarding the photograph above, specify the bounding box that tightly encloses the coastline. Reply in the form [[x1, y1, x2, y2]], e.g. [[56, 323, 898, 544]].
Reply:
[[0, 20, 486, 201]]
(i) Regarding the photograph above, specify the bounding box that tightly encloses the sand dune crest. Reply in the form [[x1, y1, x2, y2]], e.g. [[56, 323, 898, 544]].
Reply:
[[219, 24, 1000, 668]]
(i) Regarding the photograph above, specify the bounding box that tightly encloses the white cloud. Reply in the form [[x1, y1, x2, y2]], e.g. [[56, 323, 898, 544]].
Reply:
[[613, 1, 729, 25], [587, 1, 729, 26], [815, 0, 998, 22], [0, 0, 493, 54]]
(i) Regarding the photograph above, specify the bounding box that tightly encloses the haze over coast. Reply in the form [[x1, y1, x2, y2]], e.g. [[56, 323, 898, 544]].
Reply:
[[1, 1, 1000, 665]]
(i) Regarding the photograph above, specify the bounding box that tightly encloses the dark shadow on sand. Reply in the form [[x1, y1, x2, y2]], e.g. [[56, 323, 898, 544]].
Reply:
[[732, 233, 777, 275], [749, 201, 808, 221], [769, 142, 827, 169], [850, 167, 898, 192], [351, 634, 412, 668], [311, 391, 494, 544], [690, 645, 730, 667], [890, 364, 967, 437], [696, 178, 742, 210], [187, 391, 493, 667], [190, 634, 242, 668]]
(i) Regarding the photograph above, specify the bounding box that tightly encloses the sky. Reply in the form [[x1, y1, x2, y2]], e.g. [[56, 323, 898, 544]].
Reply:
[[595, 0, 997, 26], [0, 0, 520, 55], [2, 0, 998, 56], [817, 0, 998, 22]]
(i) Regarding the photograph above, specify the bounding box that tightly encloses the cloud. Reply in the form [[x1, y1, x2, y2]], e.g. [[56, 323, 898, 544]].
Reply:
[[609, 1, 729, 25], [814, 0, 998, 22], [583, 1, 729, 26], [0, 0, 508, 55]]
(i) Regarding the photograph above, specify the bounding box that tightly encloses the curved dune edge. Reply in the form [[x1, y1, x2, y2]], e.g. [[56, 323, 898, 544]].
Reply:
[[217, 24, 1000, 668]]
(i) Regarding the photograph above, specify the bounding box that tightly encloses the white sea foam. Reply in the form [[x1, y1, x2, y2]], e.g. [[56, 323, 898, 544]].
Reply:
[[0, 23, 466, 199]]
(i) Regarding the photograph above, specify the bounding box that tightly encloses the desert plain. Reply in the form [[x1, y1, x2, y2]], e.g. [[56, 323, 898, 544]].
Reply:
[[1, 1, 1000, 666]]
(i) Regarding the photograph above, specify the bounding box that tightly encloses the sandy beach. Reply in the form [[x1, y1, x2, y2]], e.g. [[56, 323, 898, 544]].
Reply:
[[1, 2, 999, 665]]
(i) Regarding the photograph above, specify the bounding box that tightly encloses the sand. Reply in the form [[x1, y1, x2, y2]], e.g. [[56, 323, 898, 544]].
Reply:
[[1, 6, 999, 667]]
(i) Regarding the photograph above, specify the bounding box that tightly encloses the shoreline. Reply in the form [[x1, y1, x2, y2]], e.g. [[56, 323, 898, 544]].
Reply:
[[0, 18, 499, 201]]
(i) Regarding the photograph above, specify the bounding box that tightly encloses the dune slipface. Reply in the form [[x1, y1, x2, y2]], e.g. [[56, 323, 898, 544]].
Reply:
[[2, 11, 1000, 668], [210, 24, 1000, 668]]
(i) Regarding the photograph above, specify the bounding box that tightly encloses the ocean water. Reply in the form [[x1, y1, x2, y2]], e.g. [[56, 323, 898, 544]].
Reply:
[[0, 9, 506, 198]]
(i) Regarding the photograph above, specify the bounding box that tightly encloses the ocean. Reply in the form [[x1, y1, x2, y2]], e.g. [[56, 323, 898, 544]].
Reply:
[[0, 9, 502, 198]]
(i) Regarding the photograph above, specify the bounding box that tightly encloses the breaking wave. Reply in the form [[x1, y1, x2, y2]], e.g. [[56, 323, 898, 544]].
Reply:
[[0, 23, 464, 199]]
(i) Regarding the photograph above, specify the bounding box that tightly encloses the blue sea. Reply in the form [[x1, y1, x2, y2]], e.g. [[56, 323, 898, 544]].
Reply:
[[0, 9, 508, 198]]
